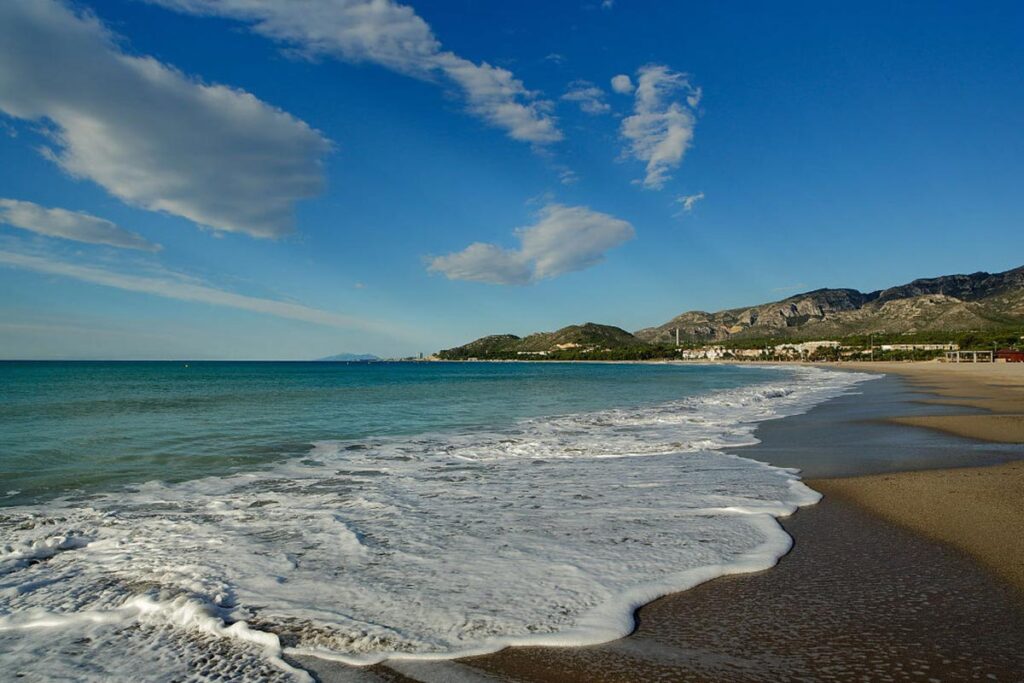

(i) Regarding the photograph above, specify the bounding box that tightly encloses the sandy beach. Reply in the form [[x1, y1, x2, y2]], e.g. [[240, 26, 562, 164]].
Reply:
[[816, 361, 1024, 592], [300, 361, 1024, 682], [815, 461, 1024, 593], [841, 360, 1024, 442]]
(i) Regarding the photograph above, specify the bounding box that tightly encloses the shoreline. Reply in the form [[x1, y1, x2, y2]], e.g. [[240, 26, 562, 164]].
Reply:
[[813, 461, 1024, 593], [810, 360, 1024, 593], [841, 360, 1024, 443], [300, 361, 1024, 681]]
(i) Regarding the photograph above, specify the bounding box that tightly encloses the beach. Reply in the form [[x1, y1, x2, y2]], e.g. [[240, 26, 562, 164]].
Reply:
[[300, 361, 1024, 682], [3, 360, 1022, 681], [815, 361, 1024, 594]]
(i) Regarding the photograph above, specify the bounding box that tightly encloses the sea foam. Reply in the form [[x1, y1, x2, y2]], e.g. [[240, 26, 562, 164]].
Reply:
[[0, 366, 872, 680]]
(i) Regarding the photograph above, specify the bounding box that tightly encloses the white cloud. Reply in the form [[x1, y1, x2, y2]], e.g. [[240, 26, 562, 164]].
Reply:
[[428, 204, 634, 285], [0, 249, 394, 334], [675, 192, 705, 214], [611, 74, 635, 94], [149, 0, 562, 145], [620, 65, 700, 190], [0, 199, 160, 251], [429, 242, 532, 286], [438, 55, 561, 144], [0, 1, 330, 239], [561, 80, 610, 115]]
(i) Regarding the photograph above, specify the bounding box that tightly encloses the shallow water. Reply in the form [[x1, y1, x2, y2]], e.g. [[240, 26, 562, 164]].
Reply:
[[0, 361, 872, 680]]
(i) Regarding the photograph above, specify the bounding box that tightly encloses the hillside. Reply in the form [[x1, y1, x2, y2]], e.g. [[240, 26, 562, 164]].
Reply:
[[438, 265, 1024, 359], [636, 266, 1024, 343], [438, 323, 644, 359]]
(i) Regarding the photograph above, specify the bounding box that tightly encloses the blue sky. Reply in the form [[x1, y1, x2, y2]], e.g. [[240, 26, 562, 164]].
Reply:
[[1, 0, 1022, 359]]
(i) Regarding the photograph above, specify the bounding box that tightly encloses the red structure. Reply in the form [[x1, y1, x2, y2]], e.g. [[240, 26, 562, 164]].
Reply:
[[996, 349, 1024, 362]]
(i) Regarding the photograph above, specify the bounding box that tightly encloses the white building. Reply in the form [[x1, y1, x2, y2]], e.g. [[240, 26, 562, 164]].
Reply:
[[879, 343, 958, 351]]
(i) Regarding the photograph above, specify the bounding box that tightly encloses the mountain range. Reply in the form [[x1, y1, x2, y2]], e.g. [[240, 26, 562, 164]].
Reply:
[[437, 265, 1024, 358]]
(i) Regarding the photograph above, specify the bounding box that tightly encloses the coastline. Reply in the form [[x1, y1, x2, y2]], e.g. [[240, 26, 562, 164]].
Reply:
[[298, 361, 1024, 682], [457, 362, 1024, 682], [811, 360, 1024, 593]]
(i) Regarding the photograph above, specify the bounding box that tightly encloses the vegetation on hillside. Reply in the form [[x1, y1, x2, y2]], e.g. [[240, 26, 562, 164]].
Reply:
[[436, 266, 1024, 362]]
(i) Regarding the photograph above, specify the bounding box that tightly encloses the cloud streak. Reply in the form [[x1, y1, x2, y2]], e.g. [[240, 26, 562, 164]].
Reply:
[[0, 0, 330, 239], [0, 250, 393, 334], [620, 65, 700, 189], [0, 199, 160, 251], [428, 204, 634, 285], [149, 0, 562, 145]]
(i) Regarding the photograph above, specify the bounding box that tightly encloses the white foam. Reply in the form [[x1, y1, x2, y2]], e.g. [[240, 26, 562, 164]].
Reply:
[[0, 365, 873, 680]]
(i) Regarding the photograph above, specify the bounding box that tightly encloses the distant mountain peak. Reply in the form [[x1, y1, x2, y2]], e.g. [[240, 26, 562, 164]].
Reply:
[[317, 353, 380, 362]]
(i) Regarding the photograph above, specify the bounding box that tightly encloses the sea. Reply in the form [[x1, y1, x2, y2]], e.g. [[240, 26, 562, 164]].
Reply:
[[0, 361, 872, 681]]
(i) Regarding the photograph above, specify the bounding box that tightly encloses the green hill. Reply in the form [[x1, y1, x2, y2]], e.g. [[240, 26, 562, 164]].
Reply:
[[438, 323, 646, 359]]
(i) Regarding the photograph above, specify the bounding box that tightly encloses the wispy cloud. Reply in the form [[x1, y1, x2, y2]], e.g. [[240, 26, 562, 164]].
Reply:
[[674, 192, 705, 215], [149, 0, 562, 145], [561, 80, 610, 115], [0, 1, 330, 239], [428, 204, 634, 285], [556, 166, 580, 185], [438, 55, 561, 144], [0, 199, 161, 252], [0, 250, 393, 334], [620, 65, 700, 190]]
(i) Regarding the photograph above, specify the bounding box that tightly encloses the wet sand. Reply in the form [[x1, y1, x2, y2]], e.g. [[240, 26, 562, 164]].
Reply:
[[815, 361, 1024, 593], [841, 360, 1024, 442], [815, 461, 1024, 593], [300, 364, 1024, 682], [461, 497, 1024, 682]]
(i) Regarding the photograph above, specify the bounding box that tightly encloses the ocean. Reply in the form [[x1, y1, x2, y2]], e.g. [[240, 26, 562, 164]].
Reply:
[[0, 361, 871, 680]]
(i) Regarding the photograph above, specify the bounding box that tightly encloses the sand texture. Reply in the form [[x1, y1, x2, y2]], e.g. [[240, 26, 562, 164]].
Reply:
[[813, 461, 1024, 594], [839, 360, 1024, 441]]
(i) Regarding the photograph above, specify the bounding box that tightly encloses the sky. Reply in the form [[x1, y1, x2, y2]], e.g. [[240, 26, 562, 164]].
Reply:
[[1, 0, 1022, 359]]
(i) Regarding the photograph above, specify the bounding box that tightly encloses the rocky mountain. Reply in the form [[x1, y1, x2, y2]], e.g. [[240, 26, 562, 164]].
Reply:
[[438, 323, 642, 359], [438, 266, 1024, 358], [636, 265, 1024, 343]]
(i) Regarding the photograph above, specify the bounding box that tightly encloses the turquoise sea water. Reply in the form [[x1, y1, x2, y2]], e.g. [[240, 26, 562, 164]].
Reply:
[[0, 361, 783, 506], [0, 360, 871, 680]]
